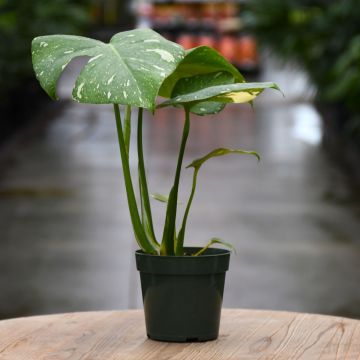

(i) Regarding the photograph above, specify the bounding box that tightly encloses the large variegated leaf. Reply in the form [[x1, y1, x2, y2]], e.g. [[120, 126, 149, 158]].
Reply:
[[32, 29, 185, 109], [159, 82, 281, 108], [171, 71, 235, 115], [158, 46, 244, 98]]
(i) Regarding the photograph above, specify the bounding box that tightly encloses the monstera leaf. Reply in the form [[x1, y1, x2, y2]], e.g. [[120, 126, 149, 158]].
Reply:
[[32, 28, 185, 109], [159, 82, 281, 109], [159, 46, 244, 98], [159, 46, 245, 115], [171, 71, 235, 116]]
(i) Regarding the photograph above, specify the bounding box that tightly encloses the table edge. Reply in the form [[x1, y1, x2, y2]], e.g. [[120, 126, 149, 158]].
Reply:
[[1, 308, 359, 326]]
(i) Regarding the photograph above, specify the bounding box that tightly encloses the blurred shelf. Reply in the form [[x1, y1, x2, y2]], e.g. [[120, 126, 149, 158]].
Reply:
[[136, 0, 260, 73], [146, 0, 247, 4]]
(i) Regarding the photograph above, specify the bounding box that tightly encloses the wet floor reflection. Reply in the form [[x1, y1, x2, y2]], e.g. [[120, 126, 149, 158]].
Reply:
[[0, 65, 359, 320]]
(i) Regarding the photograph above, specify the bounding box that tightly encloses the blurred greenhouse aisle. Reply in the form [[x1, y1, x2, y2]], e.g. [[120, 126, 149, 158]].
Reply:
[[0, 58, 359, 320]]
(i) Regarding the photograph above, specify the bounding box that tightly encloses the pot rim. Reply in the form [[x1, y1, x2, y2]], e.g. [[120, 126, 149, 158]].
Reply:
[[135, 247, 231, 259]]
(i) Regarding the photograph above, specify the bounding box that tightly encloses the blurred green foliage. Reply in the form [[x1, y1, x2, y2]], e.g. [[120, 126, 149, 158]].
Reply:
[[244, 0, 360, 143], [0, 0, 91, 105]]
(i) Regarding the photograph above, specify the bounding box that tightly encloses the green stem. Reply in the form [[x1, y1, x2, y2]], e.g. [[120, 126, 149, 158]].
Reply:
[[124, 105, 131, 156], [175, 168, 199, 255], [113, 104, 157, 254], [160, 107, 191, 255], [137, 108, 159, 248]]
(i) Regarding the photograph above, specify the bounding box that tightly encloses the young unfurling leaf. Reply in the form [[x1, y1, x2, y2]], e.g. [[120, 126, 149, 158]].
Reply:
[[175, 148, 260, 255]]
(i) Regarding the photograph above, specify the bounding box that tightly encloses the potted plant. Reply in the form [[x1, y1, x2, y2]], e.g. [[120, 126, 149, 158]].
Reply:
[[31, 28, 279, 342]]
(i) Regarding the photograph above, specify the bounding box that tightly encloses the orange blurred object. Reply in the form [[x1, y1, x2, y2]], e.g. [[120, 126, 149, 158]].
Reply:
[[198, 34, 217, 48], [177, 34, 197, 50], [218, 35, 237, 62], [236, 36, 258, 67]]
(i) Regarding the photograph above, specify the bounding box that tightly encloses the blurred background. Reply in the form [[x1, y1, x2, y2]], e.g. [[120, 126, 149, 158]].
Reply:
[[0, 0, 359, 320]]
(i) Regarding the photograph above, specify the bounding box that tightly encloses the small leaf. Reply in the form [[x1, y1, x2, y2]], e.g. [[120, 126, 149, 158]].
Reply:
[[171, 71, 234, 116], [151, 192, 169, 203], [176, 147, 259, 255], [32, 29, 185, 109], [187, 148, 260, 171], [159, 46, 244, 98], [192, 238, 237, 257], [159, 82, 281, 109], [151, 192, 182, 205]]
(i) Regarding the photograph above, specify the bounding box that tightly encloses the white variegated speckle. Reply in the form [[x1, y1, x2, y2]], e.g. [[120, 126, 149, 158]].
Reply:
[[123, 91, 127, 99], [64, 50, 74, 54], [96, 84, 100, 89], [146, 49, 175, 63], [126, 80, 130, 86], [214, 72, 222, 78], [39, 71, 44, 76], [127, 34, 135, 37], [153, 65, 165, 71], [107, 74, 116, 85], [40, 42, 48, 48], [161, 72, 166, 77], [134, 58, 145, 63], [144, 39, 160, 43], [107, 91, 111, 99], [200, 108, 206, 112], [88, 54, 103, 63], [77, 82, 85, 99]]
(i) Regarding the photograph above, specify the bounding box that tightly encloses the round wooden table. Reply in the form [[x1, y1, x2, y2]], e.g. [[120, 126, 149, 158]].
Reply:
[[0, 309, 359, 359]]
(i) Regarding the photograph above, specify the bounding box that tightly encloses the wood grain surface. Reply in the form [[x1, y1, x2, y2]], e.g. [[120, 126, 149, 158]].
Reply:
[[0, 309, 359, 359]]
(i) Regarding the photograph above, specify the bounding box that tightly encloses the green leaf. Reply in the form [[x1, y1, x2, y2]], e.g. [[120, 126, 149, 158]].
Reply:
[[187, 148, 260, 170], [151, 193, 169, 203], [192, 238, 237, 257], [171, 71, 235, 116], [159, 82, 281, 109], [32, 28, 185, 109], [159, 46, 244, 98], [151, 192, 182, 204], [175, 148, 259, 255]]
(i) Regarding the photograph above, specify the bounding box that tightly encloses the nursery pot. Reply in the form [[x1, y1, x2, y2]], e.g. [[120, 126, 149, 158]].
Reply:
[[135, 247, 230, 342]]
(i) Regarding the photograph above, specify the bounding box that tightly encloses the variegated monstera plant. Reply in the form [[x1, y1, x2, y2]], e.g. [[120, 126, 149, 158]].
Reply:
[[32, 28, 280, 256]]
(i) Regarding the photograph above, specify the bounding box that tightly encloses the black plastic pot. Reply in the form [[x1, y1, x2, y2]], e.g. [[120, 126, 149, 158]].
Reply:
[[135, 247, 230, 342]]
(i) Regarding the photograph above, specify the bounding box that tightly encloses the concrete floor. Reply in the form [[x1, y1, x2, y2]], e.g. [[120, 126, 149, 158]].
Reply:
[[0, 59, 359, 320]]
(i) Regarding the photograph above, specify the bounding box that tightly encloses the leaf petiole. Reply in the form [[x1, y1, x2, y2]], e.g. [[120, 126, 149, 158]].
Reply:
[[114, 104, 158, 254]]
